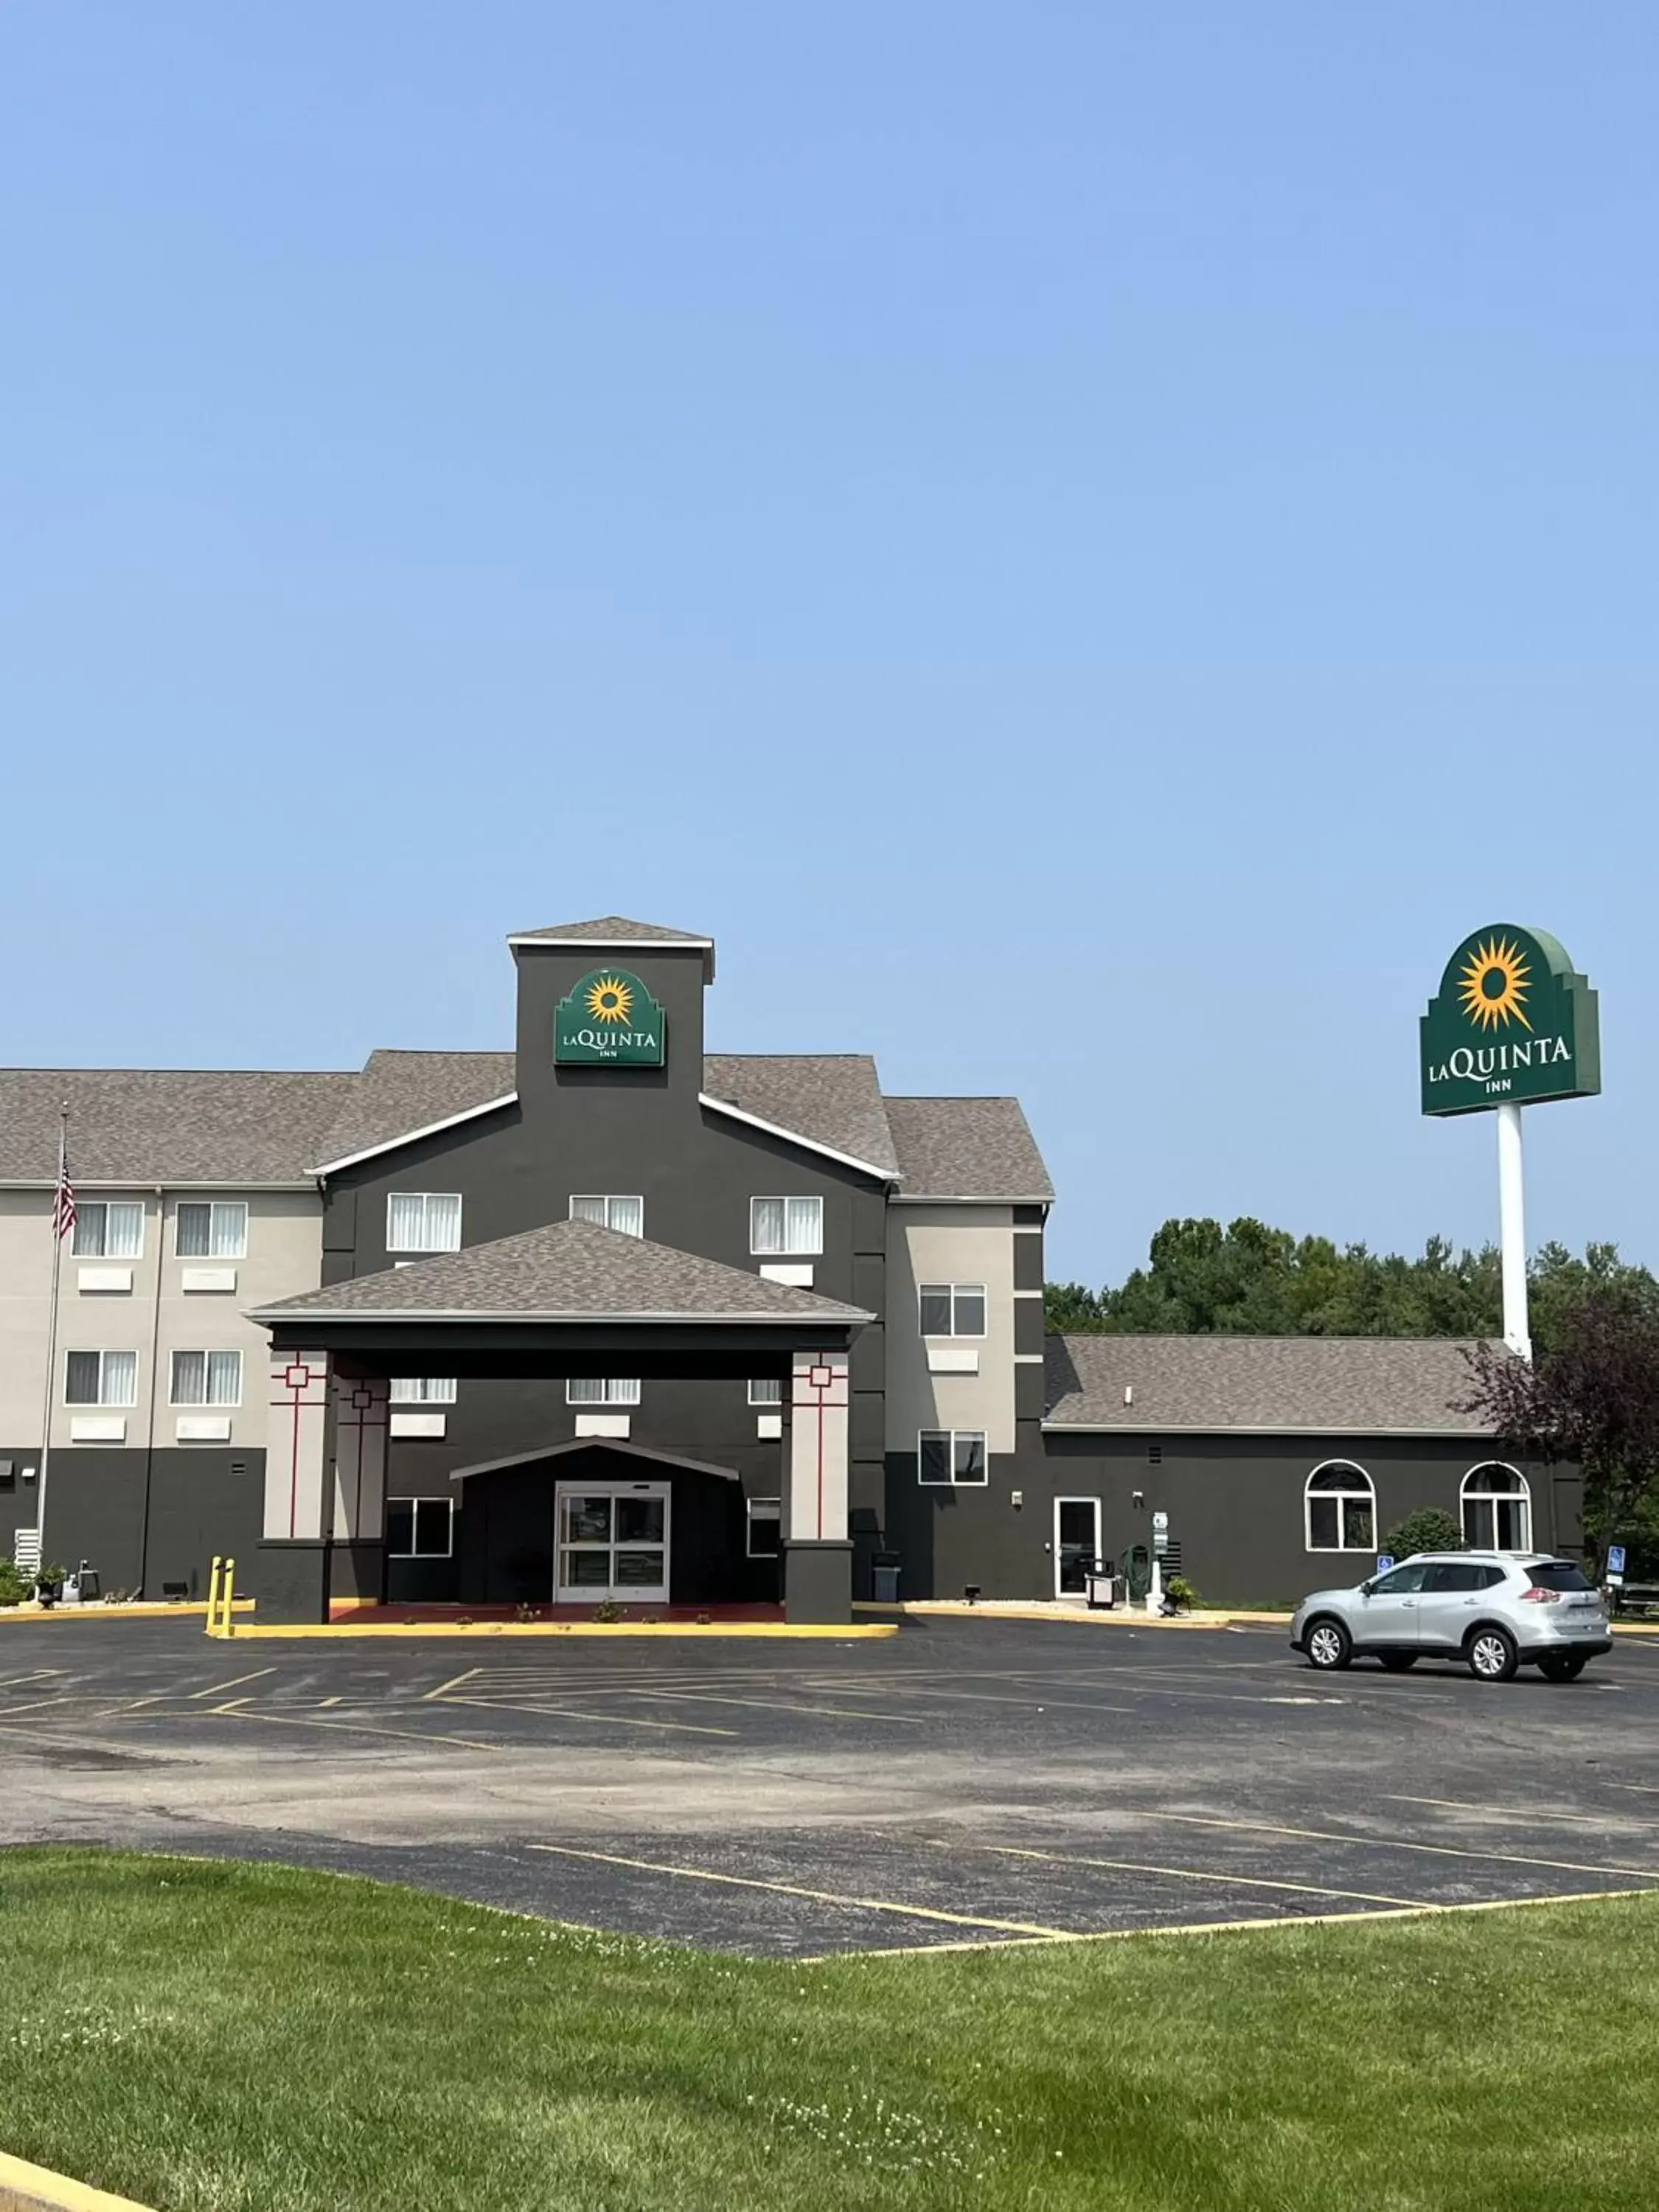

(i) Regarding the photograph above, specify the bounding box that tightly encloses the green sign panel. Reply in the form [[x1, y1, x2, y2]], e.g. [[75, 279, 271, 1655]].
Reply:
[[554, 968, 667, 1067], [1420, 925, 1599, 1117]]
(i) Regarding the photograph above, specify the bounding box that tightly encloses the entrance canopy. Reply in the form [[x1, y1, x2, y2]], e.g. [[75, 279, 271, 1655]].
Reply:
[[250, 1214, 872, 1374]]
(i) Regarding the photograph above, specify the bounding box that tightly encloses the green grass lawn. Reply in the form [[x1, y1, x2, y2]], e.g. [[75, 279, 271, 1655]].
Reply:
[[2, 1854, 1658, 2211]]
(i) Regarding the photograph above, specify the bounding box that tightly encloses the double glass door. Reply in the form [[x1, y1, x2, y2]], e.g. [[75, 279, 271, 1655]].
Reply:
[[556, 1481, 669, 1603]]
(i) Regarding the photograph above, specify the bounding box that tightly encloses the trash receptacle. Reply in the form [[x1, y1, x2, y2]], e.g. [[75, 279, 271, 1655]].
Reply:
[[1085, 1568, 1116, 1610], [871, 1554, 902, 1604]]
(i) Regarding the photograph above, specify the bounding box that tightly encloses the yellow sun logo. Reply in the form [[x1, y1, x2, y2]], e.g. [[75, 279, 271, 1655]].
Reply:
[[1457, 936, 1531, 1032], [584, 975, 633, 1025]]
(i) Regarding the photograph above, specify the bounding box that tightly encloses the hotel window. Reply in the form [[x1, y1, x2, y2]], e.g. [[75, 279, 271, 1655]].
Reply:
[[570, 1194, 644, 1237], [175, 1201, 248, 1259], [746, 1497, 782, 1559], [918, 1429, 988, 1486], [386, 1498, 453, 1559], [566, 1379, 642, 1406], [750, 1197, 823, 1256], [748, 1378, 784, 1406], [918, 1283, 987, 1338], [72, 1201, 144, 1259], [65, 1349, 138, 1407], [386, 1192, 462, 1253], [389, 1377, 459, 1405], [1304, 1462, 1376, 1551], [170, 1349, 243, 1407], [1461, 1464, 1532, 1551]]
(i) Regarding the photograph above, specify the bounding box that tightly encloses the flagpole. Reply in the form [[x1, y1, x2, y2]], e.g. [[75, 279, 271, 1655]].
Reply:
[[35, 1104, 69, 1570]]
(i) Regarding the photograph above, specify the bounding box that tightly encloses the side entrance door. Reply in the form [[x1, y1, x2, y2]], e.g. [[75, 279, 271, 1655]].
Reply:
[[1054, 1497, 1102, 1599], [555, 1480, 670, 1603]]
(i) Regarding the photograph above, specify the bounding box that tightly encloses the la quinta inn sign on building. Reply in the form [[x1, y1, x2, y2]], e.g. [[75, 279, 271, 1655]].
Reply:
[[1, 917, 1582, 1620]]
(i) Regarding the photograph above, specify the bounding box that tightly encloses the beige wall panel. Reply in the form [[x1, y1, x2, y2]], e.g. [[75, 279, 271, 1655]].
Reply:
[[884, 1205, 1016, 1455]]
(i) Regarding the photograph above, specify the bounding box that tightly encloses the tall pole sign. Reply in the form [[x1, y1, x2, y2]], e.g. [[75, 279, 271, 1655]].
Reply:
[[1420, 927, 1601, 1360]]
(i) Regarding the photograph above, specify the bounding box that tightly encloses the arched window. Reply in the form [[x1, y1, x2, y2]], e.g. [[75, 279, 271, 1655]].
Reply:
[[1305, 1462, 1376, 1552], [1461, 1463, 1531, 1551]]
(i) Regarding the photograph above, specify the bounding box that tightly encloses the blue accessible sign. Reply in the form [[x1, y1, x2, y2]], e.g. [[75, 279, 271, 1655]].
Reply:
[[1375, 1555, 1395, 1575], [1607, 1545, 1627, 1578]]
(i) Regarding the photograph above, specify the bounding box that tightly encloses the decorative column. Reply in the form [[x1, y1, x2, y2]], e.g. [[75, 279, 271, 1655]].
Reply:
[[330, 1374, 390, 1603], [259, 1349, 333, 1622], [784, 1349, 852, 1624]]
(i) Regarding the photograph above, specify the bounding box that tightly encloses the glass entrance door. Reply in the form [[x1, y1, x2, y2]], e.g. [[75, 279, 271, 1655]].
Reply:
[[1054, 1497, 1101, 1598], [555, 1482, 669, 1602]]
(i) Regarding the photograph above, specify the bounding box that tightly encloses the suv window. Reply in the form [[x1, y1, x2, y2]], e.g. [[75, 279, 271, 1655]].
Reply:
[[1424, 1562, 1484, 1593], [1369, 1563, 1430, 1594], [1524, 1560, 1595, 1592]]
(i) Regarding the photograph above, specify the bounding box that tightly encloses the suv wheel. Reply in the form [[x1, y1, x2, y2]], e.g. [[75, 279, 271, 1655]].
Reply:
[[1538, 1652, 1588, 1682], [1305, 1618, 1352, 1671], [1467, 1626, 1519, 1683]]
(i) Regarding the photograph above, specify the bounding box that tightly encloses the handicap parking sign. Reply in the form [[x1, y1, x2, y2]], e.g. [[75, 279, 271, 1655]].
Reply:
[[1607, 1545, 1627, 1576], [1374, 1555, 1394, 1574]]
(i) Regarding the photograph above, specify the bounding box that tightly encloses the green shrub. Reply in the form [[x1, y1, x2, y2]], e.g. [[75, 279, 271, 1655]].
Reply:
[[0, 1559, 32, 1607], [1383, 1508, 1464, 1559], [1164, 1574, 1201, 1610]]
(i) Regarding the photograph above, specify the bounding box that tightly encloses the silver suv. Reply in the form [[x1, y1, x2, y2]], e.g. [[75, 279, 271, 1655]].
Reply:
[[1291, 1553, 1613, 1682]]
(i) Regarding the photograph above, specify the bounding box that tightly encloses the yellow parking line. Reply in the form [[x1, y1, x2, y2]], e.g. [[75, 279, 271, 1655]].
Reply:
[[198, 1706, 507, 1753], [1382, 1792, 1641, 1830], [618, 1688, 933, 1724], [914, 1836, 1427, 1909], [1141, 1809, 1659, 1882], [0, 1694, 77, 1717], [425, 1667, 482, 1701], [796, 1885, 1659, 1963], [801, 1681, 1139, 1718], [526, 1843, 1078, 1939], [437, 1694, 737, 1738], [189, 1667, 277, 1700]]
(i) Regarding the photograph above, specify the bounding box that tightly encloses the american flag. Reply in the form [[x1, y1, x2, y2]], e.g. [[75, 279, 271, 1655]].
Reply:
[[52, 1138, 76, 1242]]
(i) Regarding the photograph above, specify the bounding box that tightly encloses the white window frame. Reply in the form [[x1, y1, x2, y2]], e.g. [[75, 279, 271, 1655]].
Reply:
[[917, 1283, 987, 1338], [569, 1194, 645, 1237], [750, 1196, 824, 1256], [385, 1192, 463, 1254], [745, 1496, 782, 1559], [748, 1377, 784, 1406], [71, 1200, 145, 1260], [386, 1496, 454, 1559], [1304, 1461, 1377, 1552], [168, 1349, 244, 1408], [1461, 1462, 1532, 1551], [917, 1428, 989, 1487], [174, 1200, 249, 1259], [389, 1377, 459, 1405], [63, 1349, 139, 1408], [566, 1378, 643, 1407]]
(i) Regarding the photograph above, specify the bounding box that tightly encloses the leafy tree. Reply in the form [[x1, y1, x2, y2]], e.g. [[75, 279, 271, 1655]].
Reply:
[[1461, 1282, 1659, 1569], [1383, 1508, 1464, 1559], [1046, 1219, 1656, 1358]]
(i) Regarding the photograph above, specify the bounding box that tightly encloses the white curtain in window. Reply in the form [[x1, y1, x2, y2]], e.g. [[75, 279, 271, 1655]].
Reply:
[[105, 1203, 144, 1259], [65, 1351, 102, 1404], [425, 1194, 462, 1251], [391, 1377, 457, 1404], [211, 1203, 248, 1257], [570, 1196, 607, 1225], [608, 1195, 644, 1238], [387, 1194, 427, 1249], [751, 1198, 785, 1253], [568, 1378, 640, 1405], [172, 1351, 206, 1405], [176, 1205, 211, 1258], [102, 1350, 138, 1405], [785, 1197, 822, 1253], [207, 1350, 241, 1404]]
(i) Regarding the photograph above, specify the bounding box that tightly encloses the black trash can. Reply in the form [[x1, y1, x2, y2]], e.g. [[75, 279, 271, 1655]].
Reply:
[[871, 1554, 902, 1604]]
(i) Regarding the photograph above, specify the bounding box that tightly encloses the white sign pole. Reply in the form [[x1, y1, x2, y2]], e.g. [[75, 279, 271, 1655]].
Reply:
[[1496, 1101, 1531, 1361]]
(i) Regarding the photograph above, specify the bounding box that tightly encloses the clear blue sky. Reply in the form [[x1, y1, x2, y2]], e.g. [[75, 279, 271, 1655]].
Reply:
[[4, 4, 1655, 1282]]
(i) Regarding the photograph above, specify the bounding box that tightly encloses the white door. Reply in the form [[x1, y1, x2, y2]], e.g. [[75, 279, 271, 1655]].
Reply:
[[1054, 1496, 1102, 1599], [555, 1481, 670, 1603]]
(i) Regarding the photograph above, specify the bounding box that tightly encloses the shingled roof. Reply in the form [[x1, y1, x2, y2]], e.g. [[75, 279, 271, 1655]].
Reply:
[[702, 1055, 899, 1176], [251, 1217, 874, 1324], [0, 1068, 356, 1183], [312, 1049, 515, 1169], [1043, 1334, 1499, 1435], [885, 1097, 1053, 1200], [506, 916, 717, 978]]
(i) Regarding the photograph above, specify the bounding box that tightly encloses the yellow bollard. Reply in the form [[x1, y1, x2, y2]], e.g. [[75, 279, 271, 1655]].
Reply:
[[221, 1558, 235, 1639], [206, 1557, 223, 1638]]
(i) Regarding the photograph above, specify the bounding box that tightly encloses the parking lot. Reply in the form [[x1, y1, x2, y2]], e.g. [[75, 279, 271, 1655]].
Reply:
[[4, 1613, 1659, 1957]]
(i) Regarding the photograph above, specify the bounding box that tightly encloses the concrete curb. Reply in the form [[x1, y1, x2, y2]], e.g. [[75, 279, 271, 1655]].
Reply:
[[205, 1618, 899, 1640], [852, 1600, 1291, 1629], [0, 1601, 255, 1624], [0, 2149, 153, 2212]]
